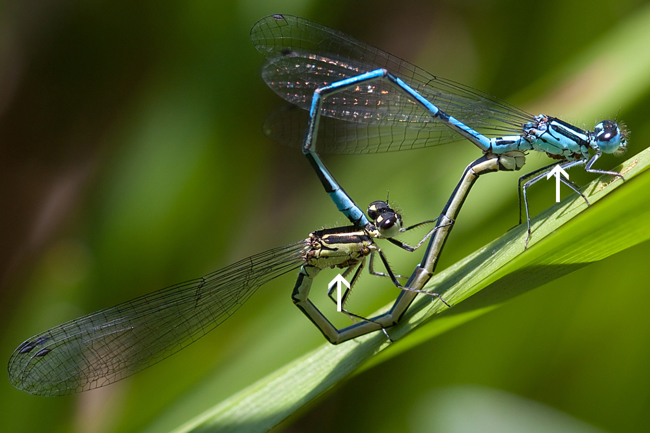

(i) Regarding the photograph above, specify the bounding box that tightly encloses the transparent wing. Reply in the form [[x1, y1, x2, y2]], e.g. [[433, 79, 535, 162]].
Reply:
[[251, 14, 535, 154], [264, 104, 447, 154], [8, 241, 307, 396]]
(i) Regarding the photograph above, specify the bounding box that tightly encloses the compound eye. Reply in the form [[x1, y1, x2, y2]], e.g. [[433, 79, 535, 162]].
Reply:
[[367, 200, 389, 221], [593, 119, 625, 154], [595, 120, 617, 143], [376, 211, 402, 238], [378, 214, 396, 231]]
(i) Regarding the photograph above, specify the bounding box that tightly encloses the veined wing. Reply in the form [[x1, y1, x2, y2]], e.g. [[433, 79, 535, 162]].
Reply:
[[8, 241, 307, 396], [252, 14, 535, 153], [263, 103, 451, 154]]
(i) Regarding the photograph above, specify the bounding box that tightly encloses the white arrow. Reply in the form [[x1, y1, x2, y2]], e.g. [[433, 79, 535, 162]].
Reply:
[[328, 274, 350, 312], [547, 165, 570, 202]]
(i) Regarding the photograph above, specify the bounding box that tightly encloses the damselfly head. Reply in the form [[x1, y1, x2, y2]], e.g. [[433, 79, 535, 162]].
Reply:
[[367, 201, 403, 238], [593, 120, 627, 155]]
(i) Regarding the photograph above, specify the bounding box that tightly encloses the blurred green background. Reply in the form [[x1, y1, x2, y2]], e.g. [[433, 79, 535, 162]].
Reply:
[[2, 0, 650, 432]]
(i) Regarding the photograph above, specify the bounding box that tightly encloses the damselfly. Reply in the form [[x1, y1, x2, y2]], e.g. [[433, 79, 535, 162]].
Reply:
[[251, 14, 628, 246], [8, 201, 439, 396]]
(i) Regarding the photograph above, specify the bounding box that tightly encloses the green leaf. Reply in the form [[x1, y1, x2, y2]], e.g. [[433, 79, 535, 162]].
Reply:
[[167, 147, 650, 433]]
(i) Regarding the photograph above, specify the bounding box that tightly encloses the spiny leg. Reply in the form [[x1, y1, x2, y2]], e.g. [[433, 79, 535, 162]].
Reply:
[[517, 161, 583, 224], [585, 152, 626, 181], [387, 217, 453, 253], [370, 248, 450, 307], [521, 159, 589, 247], [327, 262, 361, 316], [386, 221, 438, 253], [321, 259, 393, 340]]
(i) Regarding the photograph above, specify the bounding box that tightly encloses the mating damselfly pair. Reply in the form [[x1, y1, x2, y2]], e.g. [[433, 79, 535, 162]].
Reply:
[[8, 14, 626, 396]]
